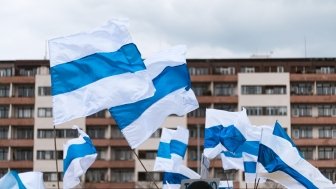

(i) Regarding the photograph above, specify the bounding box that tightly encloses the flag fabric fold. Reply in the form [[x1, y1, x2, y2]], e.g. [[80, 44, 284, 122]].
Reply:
[[49, 19, 155, 125], [109, 45, 199, 149], [257, 121, 336, 189], [204, 108, 262, 183], [154, 126, 189, 171], [0, 171, 45, 189], [162, 164, 200, 189], [63, 126, 97, 189]]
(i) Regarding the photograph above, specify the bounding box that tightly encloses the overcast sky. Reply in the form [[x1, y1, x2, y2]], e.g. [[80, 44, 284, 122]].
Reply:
[[1, 0, 336, 60]]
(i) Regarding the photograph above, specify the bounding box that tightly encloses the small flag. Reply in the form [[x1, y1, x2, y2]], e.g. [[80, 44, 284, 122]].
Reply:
[[63, 126, 97, 189], [154, 126, 189, 171], [162, 164, 200, 189], [219, 181, 233, 189], [49, 19, 155, 125], [109, 45, 199, 148], [258, 121, 336, 189], [0, 171, 45, 189]]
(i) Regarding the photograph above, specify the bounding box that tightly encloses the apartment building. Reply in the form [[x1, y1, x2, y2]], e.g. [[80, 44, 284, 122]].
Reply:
[[0, 58, 335, 188]]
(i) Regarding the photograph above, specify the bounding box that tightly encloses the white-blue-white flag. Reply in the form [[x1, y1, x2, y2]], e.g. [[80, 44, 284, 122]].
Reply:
[[258, 121, 336, 189], [0, 171, 45, 189], [162, 164, 200, 189], [204, 108, 262, 183], [63, 126, 97, 189], [154, 126, 189, 171], [49, 19, 155, 125], [109, 45, 199, 149]]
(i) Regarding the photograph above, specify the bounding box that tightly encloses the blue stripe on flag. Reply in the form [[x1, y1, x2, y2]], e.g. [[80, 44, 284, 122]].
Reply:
[[273, 121, 296, 148], [11, 171, 26, 189], [157, 142, 171, 159], [236, 141, 259, 156], [64, 136, 97, 173], [244, 161, 257, 173], [223, 151, 242, 158], [204, 125, 246, 152], [163, 172, 189, 185], [170, 139, 187, 158], [258, 144, 318, 189], [109, 64, 191, 130], [51, 43, 145, 96]]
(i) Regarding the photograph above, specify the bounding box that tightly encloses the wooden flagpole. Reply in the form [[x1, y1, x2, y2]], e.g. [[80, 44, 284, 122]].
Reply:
[[53, 125, 60, 189], [132, 149, 159, 189]]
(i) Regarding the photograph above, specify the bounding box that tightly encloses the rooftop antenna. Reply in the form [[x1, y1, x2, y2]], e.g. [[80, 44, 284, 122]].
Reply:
[[44, 40, 48, 60], [304, 36, 307, 58]]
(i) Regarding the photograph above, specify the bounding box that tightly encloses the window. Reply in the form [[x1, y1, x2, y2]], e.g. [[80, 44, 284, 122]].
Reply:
[[0, 106, 9, 118], [214, 104, 237, 112], [88, 110, 105, 118], [38, 87, 51, 96], [317, 83, 336, 95], [292, 127, 312, 139], [138, 172, 162, 181], [96, 148, 108, 160], [37, 150, 62, 160], [214, 67, 235, 75], [242, 85, 286, 95], [188, 125, 204, 138], [17, 67, 37, 76], [241, 85, 262, 95], [0, 148, 8, 160], [240, 67, 255, 73], [13, 85, 34, 97], [86, 127, 106, 139], [0, 68, 12, 77], [111, 126, 124, 139], [188, 104, 209, 117], [192, 83, 211, 96], [0, 169, 7, 178], [290, 83, 313, 95], [139, 150, 157, 159], [318, 105, 336, 117], [85, 169, 108, 182], [214, 83, 235, 96], [187, 147, 203, 161], [13, 106, 34, 118], [319, 127, 336, 138], [291, 105, 312, 117], [0, 127, 8, 139], [111, 148, 133, 160], [12, 127, 33, 139], [38, 108, 52, 117], [0, 85, 10, 97], [214, 168, 237, 180], [318, 147, 335, 160], [111, 169, 134, 182], [299, 147, 314, 160], [317, 67, 335, 74], [246, 107, 262, 116], [188, 67, 209, 75], [12, 148, 33, 160], [43, 172, 62, 182], [37, 129, 78, 138], [277, 66, 284, 73]]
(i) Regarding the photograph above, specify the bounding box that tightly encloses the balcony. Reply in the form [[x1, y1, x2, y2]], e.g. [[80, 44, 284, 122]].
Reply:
[[0, 76, 35, 84], [0, 160, 33, 169], [0, 118, 34, 126], [84, 182, 135, 189], [0, 97, 34, 105], [197, 96, 238, 104], [86, 118, 115, 125], [291, 95, 336, 103], [187, 117, 205, 125], [294, 138, 336, 146], [191, 75, 237, 82], [308, 160, 336, 168], [0, 139, 33, 147], [92, 160, 135, 168], [188, 138, 204, 146], [187, 159, 222, 169], [291, 74, 336, 82], [291, 117, 336, 125]]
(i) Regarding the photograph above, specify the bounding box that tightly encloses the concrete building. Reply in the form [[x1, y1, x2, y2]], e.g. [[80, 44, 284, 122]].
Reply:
[[0, 58, 335, 188]]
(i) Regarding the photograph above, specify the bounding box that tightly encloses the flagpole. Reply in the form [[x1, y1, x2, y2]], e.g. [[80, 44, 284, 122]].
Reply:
[[254, 127, 264, 189], [132, 149, 159, 189], [53, 125, 60, 189]]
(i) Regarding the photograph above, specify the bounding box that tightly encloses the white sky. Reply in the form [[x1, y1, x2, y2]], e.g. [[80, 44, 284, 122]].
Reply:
[[1, 0, 336, 60]]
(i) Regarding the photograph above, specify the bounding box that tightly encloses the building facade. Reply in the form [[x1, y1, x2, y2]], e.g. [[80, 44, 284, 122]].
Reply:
[[0, 58, 335, 188]]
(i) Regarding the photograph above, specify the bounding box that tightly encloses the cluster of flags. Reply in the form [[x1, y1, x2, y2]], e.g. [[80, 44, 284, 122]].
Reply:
[[204, 108, 336, 189], [2, 18, 334, 189]]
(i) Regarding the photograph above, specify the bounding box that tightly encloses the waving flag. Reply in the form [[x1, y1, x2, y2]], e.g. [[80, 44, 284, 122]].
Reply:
[[0, 171, 45, 189], [109, 45, 199, 148], [49, 19, 155, 125], [162, 164, 200, 189], [63, 126, 97, 189], [154, 126, 189, 171], [258, 121, 335, 189], [204, 108, 262, 183], [219, 181, 233, 189]]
